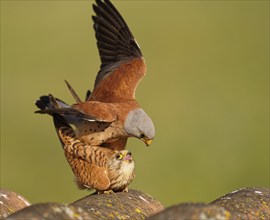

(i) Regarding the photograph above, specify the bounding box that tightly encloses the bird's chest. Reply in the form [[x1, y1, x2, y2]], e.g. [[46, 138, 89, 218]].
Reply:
[[119, 164, 135, 181], [75, 120, 125, 146], [108, 162, 135, 190]]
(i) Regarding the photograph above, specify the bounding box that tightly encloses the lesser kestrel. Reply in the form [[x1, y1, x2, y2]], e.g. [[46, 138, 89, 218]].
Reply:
[[35, 0, 155, 151], [53, 114, 135, 193]]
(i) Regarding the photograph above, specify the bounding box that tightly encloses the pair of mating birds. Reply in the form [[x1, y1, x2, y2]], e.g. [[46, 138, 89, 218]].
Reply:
[[35, 0, 155, 193]]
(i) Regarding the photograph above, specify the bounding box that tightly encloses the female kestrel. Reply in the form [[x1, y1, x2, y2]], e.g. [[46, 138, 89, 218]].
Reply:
[[54, 114, 135, 193], [35, 0, 155, 151]]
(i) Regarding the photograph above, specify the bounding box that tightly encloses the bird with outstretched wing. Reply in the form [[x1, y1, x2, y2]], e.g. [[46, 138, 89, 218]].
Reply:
[[35, 0, 155, 151]]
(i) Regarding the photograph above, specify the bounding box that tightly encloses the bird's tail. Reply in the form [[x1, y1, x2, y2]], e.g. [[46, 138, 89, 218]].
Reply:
[[35, 79, 82, 115], [34, 94, 73, 115], [35, 94, 97, 122], [35, 94, 69, 110], [35, 80, 96, 122]]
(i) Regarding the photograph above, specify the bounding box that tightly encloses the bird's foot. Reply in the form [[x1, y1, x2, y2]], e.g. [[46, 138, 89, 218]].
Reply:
[[97, 190, 115, 195]]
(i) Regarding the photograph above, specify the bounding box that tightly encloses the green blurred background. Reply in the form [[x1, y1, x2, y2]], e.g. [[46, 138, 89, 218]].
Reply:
[[1, 0, 269, 207]]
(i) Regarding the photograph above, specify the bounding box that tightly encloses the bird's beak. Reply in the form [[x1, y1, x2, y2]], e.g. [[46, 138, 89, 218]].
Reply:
[[144, 139, 152, 146], [123, 151, 133, 162]]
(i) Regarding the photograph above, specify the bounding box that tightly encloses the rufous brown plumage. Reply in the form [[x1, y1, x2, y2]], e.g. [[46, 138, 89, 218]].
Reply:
[[35, 0, 155, 150], [53, 115, 135, 193]]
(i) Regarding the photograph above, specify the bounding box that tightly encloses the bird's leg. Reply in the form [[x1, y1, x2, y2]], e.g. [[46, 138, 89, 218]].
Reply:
[[123, 187, 129, 193]]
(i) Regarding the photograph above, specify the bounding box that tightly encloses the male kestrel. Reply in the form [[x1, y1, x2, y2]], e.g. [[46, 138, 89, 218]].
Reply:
[[35, 0, 155, 151], [53, 114, 135, 193]]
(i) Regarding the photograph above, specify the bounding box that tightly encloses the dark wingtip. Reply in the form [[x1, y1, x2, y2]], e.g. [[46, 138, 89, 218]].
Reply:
[[53, 114, 71, 130], [34, 110, 43, 114], [35, 95, 50, 110], [92, 0, 143, 83]]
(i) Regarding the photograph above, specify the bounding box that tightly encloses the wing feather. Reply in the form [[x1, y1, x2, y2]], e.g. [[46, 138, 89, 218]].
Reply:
[[54, 115, 112, 190], [91, 0, 145, 102]]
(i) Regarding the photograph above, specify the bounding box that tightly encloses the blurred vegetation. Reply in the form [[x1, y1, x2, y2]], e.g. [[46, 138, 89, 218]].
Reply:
[[1, 1, 269, 207]]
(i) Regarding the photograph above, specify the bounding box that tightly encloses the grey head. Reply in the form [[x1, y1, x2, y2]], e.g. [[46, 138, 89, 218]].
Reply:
[[123, 108, 155, 146]]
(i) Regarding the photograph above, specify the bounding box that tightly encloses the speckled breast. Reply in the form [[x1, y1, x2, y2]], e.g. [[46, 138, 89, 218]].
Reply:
[[75, 120, 126, 146]]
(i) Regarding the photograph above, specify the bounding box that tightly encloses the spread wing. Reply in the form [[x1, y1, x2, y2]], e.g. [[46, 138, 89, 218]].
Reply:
[[91, 0, 146, 102]]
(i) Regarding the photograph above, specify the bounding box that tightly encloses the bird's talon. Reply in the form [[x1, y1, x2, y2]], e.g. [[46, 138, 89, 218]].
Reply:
[[97, 190, 115, 195]]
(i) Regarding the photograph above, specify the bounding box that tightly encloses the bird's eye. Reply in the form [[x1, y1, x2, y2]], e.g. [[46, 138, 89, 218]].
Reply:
[[116, 153, 123, 160], [140, 134, 145, 139]]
